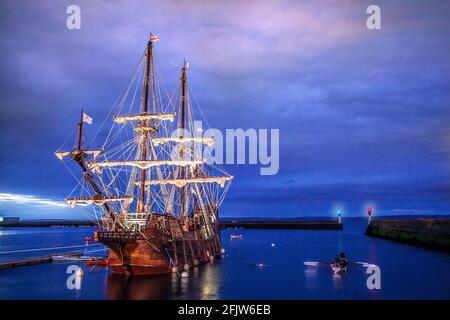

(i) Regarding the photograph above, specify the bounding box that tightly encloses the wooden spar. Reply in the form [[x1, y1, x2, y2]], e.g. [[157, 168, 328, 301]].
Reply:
[[77, 109, 84, 150], [72, 110, 114, 218], [150, 42, 157, 114], [138, 38, 152, 213], [179, 62, 187, 220], [181, 61, 187, 133]]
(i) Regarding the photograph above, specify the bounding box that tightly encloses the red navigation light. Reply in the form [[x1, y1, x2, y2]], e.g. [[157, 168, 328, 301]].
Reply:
[[368, 208, 373, 216]]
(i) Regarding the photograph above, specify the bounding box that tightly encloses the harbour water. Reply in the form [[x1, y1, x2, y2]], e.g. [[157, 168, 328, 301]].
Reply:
[[0, 220, 449, 299]]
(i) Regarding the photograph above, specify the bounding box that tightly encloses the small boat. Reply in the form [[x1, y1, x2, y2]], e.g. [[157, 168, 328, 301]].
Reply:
[[330, 261, 347, 274], [230, 234, 243, 239], [256, 262, 268, 268], [52, 255, 92, 262], [84, 236, 96, 244], [330, 252, 348, 274], [304, 261, 328, 267], [304, 252, 350, 274], [85, 259, 109, 267]]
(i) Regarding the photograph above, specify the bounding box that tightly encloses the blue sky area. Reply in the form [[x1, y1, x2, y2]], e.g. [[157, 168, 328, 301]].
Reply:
[[0, 0, 449, 219]]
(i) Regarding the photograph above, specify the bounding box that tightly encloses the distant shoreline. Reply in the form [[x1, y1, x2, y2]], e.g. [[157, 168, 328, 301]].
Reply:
[[0, 215, 449, 228]]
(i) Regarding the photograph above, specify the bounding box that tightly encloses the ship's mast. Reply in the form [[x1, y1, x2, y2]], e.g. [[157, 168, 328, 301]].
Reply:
[[137, 36, 154, 213], [76, 109, 84, 150], [180, 60, 187, 219], [72, 110, 113, 218]]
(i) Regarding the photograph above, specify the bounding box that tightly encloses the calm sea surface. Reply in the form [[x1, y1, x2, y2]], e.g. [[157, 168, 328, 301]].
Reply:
[[0, 220, 449, 299]]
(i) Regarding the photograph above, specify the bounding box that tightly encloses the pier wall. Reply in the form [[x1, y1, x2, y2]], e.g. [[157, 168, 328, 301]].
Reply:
[[0, 220, 95, 227], [220, 220, 342, 230], [366, 219, 450, 253], [0, 219, 343, 230]]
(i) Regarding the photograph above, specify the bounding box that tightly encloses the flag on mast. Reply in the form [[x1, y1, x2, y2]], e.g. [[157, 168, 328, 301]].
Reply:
[[82, 112, 93, 124], [150, 34, 160, 43]]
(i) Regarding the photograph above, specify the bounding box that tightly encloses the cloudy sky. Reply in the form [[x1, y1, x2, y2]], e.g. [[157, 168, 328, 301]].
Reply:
[[0, 0, 449, 219]]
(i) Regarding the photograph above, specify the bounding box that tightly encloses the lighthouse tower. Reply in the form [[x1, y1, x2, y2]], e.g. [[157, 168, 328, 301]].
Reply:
[[368, 208, 373, 225]]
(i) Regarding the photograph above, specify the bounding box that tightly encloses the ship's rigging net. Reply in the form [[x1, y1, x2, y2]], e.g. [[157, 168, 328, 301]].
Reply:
[[57, 42, 233, 230]]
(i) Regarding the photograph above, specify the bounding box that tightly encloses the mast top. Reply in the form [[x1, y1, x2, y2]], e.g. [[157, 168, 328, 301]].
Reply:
[[149, 33, 160, 45], [182, 58, 191, 71]]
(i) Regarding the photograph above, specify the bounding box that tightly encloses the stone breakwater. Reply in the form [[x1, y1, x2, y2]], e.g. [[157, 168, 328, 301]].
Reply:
[[366, 219, 450, 253]]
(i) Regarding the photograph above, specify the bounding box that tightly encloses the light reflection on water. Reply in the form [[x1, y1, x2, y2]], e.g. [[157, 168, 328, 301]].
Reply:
[[105, 262, 221, 300]]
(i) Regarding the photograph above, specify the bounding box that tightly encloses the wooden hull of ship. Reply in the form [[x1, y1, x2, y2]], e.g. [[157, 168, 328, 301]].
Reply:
[[98, 224, 222, 276]]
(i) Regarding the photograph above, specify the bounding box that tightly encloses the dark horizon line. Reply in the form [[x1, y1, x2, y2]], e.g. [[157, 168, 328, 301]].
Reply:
[[2, 214, 449, 222]]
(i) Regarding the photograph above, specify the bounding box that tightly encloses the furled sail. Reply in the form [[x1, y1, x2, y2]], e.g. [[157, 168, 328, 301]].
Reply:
[[138, 176, 233, 188], [152, 137, 214, 147], [133, 126, 157, 134], [54, 151, 71, 161], [54, 150, 103, 161], [113, 112, 176, 124], [86, 159, 205, 173], [65, 195, 134, 208]]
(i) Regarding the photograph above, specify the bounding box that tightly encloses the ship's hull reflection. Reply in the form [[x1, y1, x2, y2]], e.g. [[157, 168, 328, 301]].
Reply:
[[106, 262, 221, 300]]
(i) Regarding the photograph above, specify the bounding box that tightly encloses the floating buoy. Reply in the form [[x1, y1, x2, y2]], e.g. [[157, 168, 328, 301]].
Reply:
[[181, 271, 189, 278], [209, 255, 215, 262], [256, 262, 267, 268], [193, 259, 199, 266], [183, 264, 190, 271], [220, 248, 226, 254], [171, 266, 178, 273]]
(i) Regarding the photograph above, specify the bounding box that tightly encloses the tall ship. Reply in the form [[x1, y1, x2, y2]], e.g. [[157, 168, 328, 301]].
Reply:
[[55, 34, 233, 275]]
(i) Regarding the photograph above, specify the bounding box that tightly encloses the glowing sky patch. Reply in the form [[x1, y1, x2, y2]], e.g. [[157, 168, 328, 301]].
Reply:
[[0, 193, 68, 208]]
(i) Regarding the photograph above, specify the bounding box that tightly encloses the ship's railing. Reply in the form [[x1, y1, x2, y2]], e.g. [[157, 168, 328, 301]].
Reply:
[[123, 213, 148, 219], [118, 213, 150, 232], [122, 213, 149, 227], [97, 231, 141, 242]]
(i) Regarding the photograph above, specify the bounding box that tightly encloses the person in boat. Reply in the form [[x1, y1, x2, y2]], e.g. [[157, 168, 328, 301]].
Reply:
[[337, 252, 348, 268], [332, 252, 348, 267], [333, 255, 340, 264]]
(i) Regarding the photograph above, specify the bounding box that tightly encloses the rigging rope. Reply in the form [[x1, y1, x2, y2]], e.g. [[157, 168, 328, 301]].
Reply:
[[0, 243, 103, 255]]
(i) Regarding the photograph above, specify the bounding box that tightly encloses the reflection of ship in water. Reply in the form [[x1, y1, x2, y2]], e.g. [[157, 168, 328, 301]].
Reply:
[[107, 274, 171, 299], [106, 263, 221, 299]]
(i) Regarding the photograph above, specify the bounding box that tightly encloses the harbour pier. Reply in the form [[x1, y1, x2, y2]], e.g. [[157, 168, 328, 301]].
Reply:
[[1, 218, 343, 230], [220, 219, 342, 230], [0, 219, 95, 227], [366, 219, 450, 253], [0, 251, 84, 270]]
